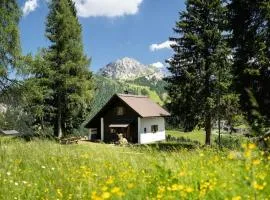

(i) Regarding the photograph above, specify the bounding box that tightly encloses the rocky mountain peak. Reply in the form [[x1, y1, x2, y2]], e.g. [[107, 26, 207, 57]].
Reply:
[[98, 57, 167, 80], [115, 57, 142, 66]]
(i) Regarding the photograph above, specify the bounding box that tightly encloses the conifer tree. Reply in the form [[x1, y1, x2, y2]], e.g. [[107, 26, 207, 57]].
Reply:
[[0, 0, 21, 90], [27, 0, 94, 137], [229, 0, 270, 134], [47, 0, 94, 137], [166, 0, 232, 145]]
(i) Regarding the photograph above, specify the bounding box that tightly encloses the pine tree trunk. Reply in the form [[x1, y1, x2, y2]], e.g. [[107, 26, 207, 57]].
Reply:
[[205, 115, 211, 145], [57, 95, 63, 138], [57, 112, 63, 138]]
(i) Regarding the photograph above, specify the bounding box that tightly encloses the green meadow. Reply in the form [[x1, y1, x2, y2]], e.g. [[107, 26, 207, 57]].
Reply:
[[0, 136, 270, 200], [166, 130, 206, 144]]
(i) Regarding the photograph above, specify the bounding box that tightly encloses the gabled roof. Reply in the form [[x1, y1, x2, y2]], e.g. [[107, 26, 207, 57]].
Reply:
[[85, 94, 170, 128], [117, 94, 170, 117]]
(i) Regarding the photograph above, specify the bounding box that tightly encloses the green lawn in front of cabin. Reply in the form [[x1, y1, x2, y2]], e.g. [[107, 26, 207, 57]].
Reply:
[[166, 129, 250, 150], [165, 129, 247, 145], [166, 129, 207, 144]]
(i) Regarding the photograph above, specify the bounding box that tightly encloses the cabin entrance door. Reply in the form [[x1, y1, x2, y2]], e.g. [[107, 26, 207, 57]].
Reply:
[[109, 124, 131, 142]]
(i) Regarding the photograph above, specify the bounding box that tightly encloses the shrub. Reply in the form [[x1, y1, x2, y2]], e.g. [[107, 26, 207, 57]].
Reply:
[[214, 135, 248, 149], [166, 134, 201, 145], [145, 142, 199, 151], [18, 126, 55, 141]]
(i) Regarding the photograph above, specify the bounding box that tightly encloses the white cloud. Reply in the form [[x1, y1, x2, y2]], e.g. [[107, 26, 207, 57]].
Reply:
[[151, 62, 164, 68], [73, 0, 143, 18], [22, 0, 39, 16], [150, 40, 176, 52], [22, 0, 143, 18]]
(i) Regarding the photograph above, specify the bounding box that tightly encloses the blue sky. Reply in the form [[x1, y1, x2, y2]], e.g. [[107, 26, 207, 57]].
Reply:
[[18, 0, 185, 72]]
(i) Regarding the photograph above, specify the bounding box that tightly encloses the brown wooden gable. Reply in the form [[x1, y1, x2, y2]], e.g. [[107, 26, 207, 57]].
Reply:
[[85, 94, 139, 128], [85, 93, 170, 129]]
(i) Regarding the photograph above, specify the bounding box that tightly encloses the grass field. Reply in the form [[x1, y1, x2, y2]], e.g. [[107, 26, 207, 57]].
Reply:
[[166, 129, 247, 147], [0, 137, 270, 200], [166, 129, 206, 144]]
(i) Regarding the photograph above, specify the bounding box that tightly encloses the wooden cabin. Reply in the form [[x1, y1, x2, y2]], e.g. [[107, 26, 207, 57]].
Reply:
[[85, 94, 170, 144]]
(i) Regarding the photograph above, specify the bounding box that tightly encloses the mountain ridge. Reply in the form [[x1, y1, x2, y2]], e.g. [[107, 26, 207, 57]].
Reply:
[[98, 57, 167, 81]]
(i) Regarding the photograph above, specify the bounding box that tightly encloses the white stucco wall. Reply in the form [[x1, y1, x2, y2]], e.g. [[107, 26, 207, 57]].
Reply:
[[139, 117, 166, 144]]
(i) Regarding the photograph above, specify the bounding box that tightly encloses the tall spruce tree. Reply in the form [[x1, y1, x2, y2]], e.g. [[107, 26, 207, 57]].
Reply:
[[166, 0, 232, 145], [30, 0, 94, 137], [0, 0, 21, 90], [229, 0, 270, 134]]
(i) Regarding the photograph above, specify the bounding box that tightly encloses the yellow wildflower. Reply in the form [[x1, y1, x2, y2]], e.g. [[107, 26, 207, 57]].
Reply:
[[171, 184, 184, 191], [248, 143, 256, 150], [244, 150, 251, 158], [101, 186, 108, 191], [127, 183, 134, 189], [171, 184, 178, 191], [232, 196, 241, 200], [57, 189, 63, 198], [252, 159, 261, 165], [106, 177, 114, 185], [101, 192, 111, 199], [111, 187, 120, 194], [253, 181, 266, 190], [228, 152, 236, 160], [91, 191, 102, 200], [186, 187, 194, 193], [158, 186, 166, 194]]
